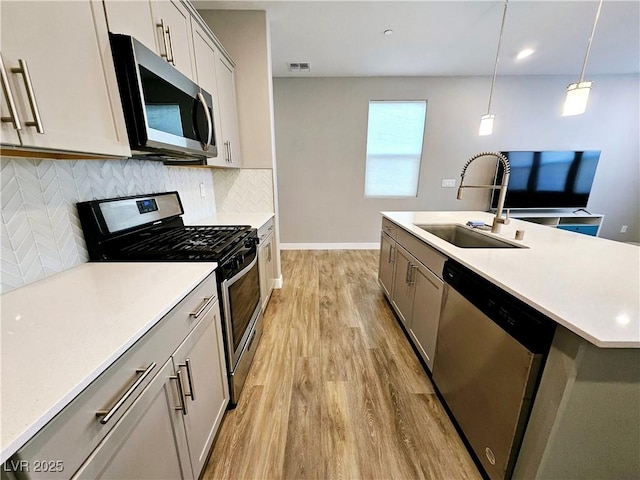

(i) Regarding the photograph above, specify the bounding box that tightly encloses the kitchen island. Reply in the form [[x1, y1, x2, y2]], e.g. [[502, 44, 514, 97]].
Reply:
[[381, 211, 640, 479]]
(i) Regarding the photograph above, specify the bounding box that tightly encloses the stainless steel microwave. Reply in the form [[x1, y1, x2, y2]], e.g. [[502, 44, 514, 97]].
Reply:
[[109, 33, 217, 163]]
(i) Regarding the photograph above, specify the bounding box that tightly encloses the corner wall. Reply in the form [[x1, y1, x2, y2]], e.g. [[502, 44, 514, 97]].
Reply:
[[273, 75, 640, 244]]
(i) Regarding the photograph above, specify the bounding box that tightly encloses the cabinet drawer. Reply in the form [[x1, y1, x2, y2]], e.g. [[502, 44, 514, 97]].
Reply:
[[258, 218, 274, 243], [10, 272, 218, 479], [396, 228, 446, 279], [382, 218, 398, 240], [557, 224, 599, 236]]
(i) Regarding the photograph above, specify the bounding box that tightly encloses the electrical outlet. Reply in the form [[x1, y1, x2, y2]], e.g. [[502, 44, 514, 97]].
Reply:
[[621, 225, 628, 233], [200, 183, 206, 198], [441, 178, 456, 188]]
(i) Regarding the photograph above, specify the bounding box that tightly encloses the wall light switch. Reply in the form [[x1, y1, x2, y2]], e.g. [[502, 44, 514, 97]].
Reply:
[[621, 225, 628, 233], [200, 183, 206, 198], [441, 178, 456, 188]]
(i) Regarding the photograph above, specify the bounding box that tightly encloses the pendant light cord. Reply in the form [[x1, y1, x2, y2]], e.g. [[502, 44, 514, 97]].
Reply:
[[579, 0, 604, 82], [486, 0, 509, 114]]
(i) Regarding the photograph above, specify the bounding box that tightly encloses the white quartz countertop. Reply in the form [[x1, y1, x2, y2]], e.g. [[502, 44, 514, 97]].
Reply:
[[0, 262, 216, 463], [382, 211, 640, 348], [191, 212, 274, 229]]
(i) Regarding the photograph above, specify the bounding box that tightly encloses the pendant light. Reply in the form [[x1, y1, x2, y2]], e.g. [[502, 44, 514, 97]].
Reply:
[[562, 0, 604, 116], [479, 0, 509, 136]]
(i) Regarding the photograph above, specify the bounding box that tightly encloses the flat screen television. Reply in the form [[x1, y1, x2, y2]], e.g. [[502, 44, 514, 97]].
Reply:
[[490, 150, 600, 210]]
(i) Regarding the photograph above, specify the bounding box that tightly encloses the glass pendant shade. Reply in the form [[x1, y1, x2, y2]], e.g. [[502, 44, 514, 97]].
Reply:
[[563, 81, 592, 116], [479, 114, 495, 136]]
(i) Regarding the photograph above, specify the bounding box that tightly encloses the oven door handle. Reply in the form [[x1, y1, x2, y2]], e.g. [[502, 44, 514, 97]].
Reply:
[[224, 254, 258, 288]]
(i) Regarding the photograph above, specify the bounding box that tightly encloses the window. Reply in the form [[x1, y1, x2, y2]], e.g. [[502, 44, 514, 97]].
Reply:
[[364, 100, 427, 197]]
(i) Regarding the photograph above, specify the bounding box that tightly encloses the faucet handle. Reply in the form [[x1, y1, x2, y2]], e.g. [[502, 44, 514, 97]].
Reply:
[[505, 208, 510, 224]]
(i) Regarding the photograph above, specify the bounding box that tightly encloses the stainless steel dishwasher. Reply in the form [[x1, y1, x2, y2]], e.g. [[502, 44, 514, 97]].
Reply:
[[432, 261, 556, 480]]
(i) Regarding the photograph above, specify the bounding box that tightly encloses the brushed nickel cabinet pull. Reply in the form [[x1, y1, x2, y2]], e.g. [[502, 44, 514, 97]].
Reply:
[[157, 19, 170, 61], [96, 362, 157, 424], [11, 59, 44, 133], [408, 265, 418, 286], [224, 141, 231, 163], [405, 261, 412, 284], [172, 369, 188, 415], [179, 358, 195, 400], [165, 25, 176, 66], [0, 53, 22, 131], [388, 243, 395, 264], [190, 295, 215, 319]]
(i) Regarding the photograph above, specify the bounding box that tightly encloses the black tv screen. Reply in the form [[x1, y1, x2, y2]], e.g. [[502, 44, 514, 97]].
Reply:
[[491, 151, 600, 209]]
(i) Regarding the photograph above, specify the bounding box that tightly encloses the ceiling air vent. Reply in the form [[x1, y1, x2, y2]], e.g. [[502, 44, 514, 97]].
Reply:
[[288, 62, 311, 73]]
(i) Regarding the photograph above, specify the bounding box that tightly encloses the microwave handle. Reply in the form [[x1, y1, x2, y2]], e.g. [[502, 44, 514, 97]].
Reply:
[[196, 92, 212, 151]]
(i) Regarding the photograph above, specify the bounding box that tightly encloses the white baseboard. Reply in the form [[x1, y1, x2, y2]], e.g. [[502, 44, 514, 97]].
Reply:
[[274, 275, 283, 289], [280, 243, 379, 250]]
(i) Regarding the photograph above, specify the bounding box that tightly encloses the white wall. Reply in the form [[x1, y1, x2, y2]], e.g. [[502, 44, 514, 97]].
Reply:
[[273, 74, 639, 244]]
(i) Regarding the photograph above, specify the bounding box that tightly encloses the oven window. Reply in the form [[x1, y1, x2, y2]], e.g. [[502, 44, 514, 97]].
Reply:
[[228, 262, 260, 351]]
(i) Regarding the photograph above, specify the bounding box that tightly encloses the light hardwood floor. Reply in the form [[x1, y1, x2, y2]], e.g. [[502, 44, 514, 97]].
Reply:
[[203, 250, 481, 480]]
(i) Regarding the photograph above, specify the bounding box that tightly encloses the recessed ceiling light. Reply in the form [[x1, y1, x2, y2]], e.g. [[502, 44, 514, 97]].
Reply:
[[516, 48, 535, 60], [384, 29, 393, 36]]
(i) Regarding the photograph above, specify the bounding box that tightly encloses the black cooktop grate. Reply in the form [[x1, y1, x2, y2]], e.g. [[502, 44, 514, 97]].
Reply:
[[120, 225, 252, 260]]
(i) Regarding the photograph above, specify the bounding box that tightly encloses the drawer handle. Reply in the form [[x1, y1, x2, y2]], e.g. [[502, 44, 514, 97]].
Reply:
[[165, 24, 176, 66], [191, 295, 215, 319], [96, 362, 157, 424], [0, 53, 22, 131], [179, 358, 196, 401], [172, 369, 188, 415], [408, 265, 418, 286], [157, 19, 171, 62], [11, 59, 44, 133]]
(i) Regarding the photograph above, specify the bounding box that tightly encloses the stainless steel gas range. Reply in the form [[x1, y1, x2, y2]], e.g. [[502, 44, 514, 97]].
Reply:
[[77, 191, 262, 406]]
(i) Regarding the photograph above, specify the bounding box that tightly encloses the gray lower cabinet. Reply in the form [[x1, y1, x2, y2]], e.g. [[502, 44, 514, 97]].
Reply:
[[173, 305, 228, 477], [391, 244, 416, 328], [258, 219, 276, 310], [379, 218, 446, 372], [4, 273, 228, 480], [408, 263, 444, 371], [378, 232, 395, 297], [74, 302, 228, 480], [72, 359, 194, 480]]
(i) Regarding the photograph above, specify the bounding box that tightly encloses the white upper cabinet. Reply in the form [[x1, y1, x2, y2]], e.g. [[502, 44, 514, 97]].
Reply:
[[0, 1, 130, 157], [190, 19, 241, 168], [153, 0, 196, 81], [104, 0, 195, 81], [215, 52, 242, 168], [191, 20, 224, 165], [102, 1, 158, 54]]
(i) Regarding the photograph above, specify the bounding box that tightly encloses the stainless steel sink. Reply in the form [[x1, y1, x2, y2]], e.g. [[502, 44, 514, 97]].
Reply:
[[416, 224, 525, 249]]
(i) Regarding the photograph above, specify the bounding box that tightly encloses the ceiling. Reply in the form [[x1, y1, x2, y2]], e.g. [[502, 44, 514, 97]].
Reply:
[[194, 0, 640, 78]]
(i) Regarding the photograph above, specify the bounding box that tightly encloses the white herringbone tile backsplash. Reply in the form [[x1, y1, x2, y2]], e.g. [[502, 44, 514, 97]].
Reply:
[[0, 157, 216, 294], [212, 169, 274, 213]]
